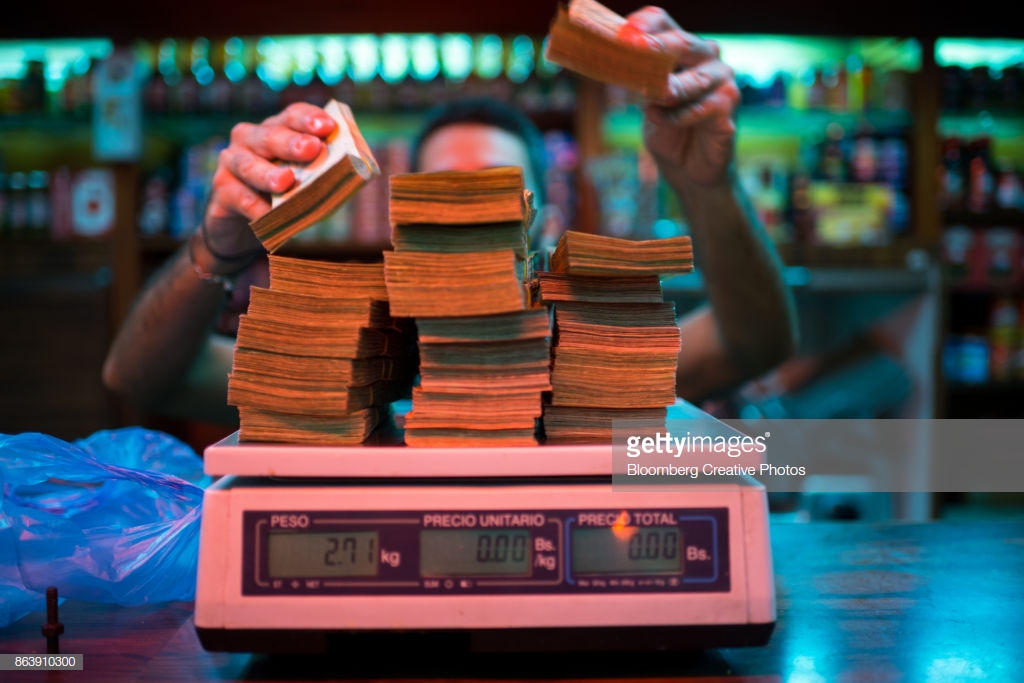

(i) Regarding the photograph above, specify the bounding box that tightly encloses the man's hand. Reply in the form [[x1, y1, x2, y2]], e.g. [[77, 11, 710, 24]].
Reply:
[[618, 6, 740, 188], [202, 102, 337, 269]]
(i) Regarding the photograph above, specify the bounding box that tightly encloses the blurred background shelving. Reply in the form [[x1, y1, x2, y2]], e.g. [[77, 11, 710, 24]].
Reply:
[[2, 11, 1024, 518]]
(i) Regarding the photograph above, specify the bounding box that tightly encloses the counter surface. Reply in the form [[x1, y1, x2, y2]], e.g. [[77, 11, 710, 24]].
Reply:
[[3, 520, 1022, 681]]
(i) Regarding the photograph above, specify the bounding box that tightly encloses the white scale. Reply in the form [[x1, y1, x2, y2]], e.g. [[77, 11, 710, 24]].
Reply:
[[195, 402, 776, 653]]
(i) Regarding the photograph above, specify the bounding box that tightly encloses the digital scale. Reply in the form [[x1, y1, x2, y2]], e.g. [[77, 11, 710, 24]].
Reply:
[[194, 402, 776, 653]]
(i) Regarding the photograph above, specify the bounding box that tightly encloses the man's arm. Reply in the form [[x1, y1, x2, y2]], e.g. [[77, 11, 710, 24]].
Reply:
[[102, 103, 339, 422], [620, 7, 798, 402], [101, 235, 244, 423], [670, 173, 796, 400]]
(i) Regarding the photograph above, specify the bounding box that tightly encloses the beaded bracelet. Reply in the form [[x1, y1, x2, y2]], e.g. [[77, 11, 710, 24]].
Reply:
[[199, 221, 265, 264], [188, 231, 240, 293], [188, 224, 265, 293]]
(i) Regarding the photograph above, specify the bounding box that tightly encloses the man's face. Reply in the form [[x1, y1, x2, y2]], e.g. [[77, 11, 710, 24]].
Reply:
[[417, 122, 540, 203]]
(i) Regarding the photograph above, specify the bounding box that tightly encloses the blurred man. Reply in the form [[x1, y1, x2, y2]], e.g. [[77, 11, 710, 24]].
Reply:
[[103, 7, 796, 423]]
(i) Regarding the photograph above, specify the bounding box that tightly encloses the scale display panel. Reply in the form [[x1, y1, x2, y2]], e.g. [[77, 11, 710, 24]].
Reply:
[[242, 507, 728, 596]]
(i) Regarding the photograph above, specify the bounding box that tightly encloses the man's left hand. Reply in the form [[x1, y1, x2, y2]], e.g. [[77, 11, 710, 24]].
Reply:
[[618, 6, 740, 188]]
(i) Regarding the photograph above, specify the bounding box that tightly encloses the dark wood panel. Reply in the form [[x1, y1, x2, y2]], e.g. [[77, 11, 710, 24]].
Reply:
[[1, 520, 1021, 680], [0, 271, 115, 440], [5, 0, 1024, 40]]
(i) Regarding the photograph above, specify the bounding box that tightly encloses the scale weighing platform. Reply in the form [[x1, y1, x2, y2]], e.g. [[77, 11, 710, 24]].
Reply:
[[195, 407, 776, 653]]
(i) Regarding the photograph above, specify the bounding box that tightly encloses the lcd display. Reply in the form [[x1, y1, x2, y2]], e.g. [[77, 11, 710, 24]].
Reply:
[[420, 529, 531, 577], [267, 531, 379, 578], [571, 526, 682, 575]]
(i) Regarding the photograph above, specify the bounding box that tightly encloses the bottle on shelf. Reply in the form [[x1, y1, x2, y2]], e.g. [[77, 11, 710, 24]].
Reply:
[[63, 56, 94, 121], [995, 159, 1024, 210], [966, 66, 993, 111], [881, 69, 911, 111], [807, 67, 827, 109], [989, 297, 1019, 382], [764, 72, 787, 108], [6, 172, 28, 235], [0, 172, 7, 234], [938, 137, 966, 211], [238, 39, 268, 115], [966, 137, 995, 215], [26, 170, 50, 233], [988, 227, 1021, 286], [819, 122, 848, 182], [846, 56, 865, 112], [18, 58, 47, 115], [144, 41, 170, 114], [1000, 63, 1023, 111], [199, 39, 232, 115], [940, 65, 966, 111], [823, 61, 847, 112], [1015, 298, 1024, 380], [851, 123, 878, 183]]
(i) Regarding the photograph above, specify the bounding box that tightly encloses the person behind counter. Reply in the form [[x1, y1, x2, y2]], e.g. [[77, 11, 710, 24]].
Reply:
[[102, 6, 797, 424]]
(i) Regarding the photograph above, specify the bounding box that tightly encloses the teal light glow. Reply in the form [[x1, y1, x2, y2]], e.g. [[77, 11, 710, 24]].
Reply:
[[317, 37, 347, 86], [440, 34, 473, 81], [157, 39, 178, 78], [0, 38, 111, 81], [256, 38, 291, 91], [224, 37, 246, 82], [475, 34, 504, 79], [536, 36, 561, 77], [380, 35, 410, 83], [703, 35, 920, 86], [347, 35, 380, 82], [936, 38, 1024, 69], [290, 38, 317, 86], [410, 34, 440, 81], [191, 38, 214, 86], [506, 35, 535, 84]]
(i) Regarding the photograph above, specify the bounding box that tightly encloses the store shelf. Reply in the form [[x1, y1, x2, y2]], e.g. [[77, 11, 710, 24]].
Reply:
[[947, 380, 1024, 394], [0, 114, 92, 132], [942, 209, 1024, 226], [776, 242, 933, 268], [603, 106, 912, 147], [938, 112, 1024, 139], [947, 281, 1024, 295], [663, 263, 933, 296], [0, 236, 112, 277]]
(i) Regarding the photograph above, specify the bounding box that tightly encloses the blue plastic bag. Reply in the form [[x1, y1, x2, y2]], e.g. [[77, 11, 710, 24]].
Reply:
[[0, 428, 211, 627]]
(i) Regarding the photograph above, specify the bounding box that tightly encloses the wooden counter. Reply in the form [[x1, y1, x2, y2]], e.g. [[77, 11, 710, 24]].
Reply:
[[3, 520, 1022, 681]]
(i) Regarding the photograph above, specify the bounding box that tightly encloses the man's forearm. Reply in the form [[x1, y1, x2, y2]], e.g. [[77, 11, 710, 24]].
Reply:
[[667, 167, 797, 381], [102, 237, 230, 408]]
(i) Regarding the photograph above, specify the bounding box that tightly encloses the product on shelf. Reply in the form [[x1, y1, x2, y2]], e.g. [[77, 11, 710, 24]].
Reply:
[[988, 297, 1019, 382], [944, 334, 990, 385], [985, 227, 1021, 286], [1016, 299, 1024, 380], [70, 169, 117, 238], [942, 225, 976, 285], [4, 172, 28, 234], [940, 63, 1024, 112], [939, 134, 1024, 215]]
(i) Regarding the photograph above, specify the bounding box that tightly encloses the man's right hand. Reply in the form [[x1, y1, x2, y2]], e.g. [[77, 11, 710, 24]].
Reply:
[[201, 102, 338, 270]]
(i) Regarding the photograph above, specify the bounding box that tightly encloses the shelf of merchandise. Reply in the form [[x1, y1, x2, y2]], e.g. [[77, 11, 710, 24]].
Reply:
[[934, 40, 1024, 417]]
